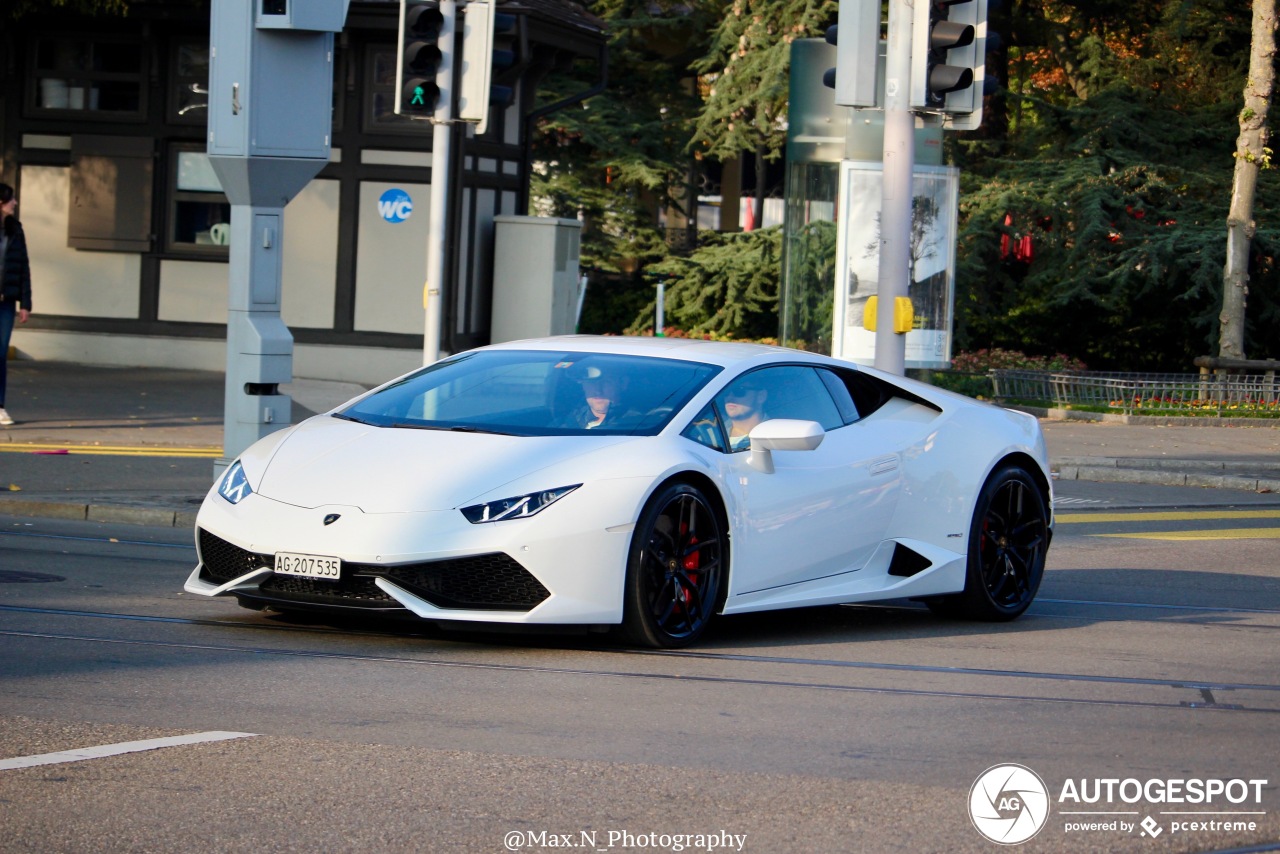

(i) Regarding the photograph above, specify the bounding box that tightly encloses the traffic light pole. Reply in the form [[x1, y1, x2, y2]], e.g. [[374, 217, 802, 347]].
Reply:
[[423, 0, 456, 365], [876, 0, 916, 376]]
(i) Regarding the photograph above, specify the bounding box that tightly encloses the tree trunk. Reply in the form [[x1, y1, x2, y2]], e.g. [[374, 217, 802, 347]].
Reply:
[[754, 146, 767, 231], [1045, 26, 1091, 101], [1221, 0, 1278, 360]]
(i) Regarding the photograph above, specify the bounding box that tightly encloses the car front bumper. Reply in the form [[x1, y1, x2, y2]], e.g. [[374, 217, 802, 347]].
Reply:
[[186, 478, 648, 625]]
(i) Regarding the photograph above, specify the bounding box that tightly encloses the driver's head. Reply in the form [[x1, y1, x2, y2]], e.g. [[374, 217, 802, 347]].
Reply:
[[724, 376, 767, 423], [578, 366, 624, 420]]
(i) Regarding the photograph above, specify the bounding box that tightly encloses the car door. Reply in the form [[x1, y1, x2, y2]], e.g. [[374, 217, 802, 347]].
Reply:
[[694, 366, 905, 597]]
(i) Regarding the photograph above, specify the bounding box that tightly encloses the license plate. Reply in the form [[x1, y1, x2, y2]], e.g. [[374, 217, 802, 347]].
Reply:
[[274, 552, 341, 580]]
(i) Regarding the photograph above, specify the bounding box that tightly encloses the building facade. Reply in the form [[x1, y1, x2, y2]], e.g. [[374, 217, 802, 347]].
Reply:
[[0, 0, 604, 384]]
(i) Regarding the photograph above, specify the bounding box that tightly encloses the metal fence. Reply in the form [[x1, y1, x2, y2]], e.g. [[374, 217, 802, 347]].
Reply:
[[989, 369, 1280, 416]]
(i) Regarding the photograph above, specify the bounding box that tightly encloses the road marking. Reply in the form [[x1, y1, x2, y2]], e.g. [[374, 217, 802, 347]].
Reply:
[[1093, 528, 1280, 541], [0, 731, 256, 771], [1058, 509, 1280, 524], [0, 442, 221, 459]]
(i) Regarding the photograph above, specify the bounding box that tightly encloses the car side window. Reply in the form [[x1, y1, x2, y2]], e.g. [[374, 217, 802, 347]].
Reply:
[[825, 367, 896, 419], [817, 368, 861, 424], [713, 366, 844, 451], [681, 403, 728, 452]]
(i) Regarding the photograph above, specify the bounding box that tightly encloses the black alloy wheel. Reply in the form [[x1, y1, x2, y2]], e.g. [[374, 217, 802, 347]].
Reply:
[[622, 483, 726, 648], [928, 465, 1049, 621]]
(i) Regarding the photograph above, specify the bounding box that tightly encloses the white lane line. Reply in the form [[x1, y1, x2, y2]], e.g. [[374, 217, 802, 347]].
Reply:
[[0, 731, 257, 770]]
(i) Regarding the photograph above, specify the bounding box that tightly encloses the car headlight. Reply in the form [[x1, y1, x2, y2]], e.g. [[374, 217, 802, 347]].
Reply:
[[460, 485, 580, 524], [217, 460, 254, 505]]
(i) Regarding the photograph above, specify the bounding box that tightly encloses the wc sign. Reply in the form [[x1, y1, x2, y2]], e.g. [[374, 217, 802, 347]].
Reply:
[[377, 188, 413, 223]]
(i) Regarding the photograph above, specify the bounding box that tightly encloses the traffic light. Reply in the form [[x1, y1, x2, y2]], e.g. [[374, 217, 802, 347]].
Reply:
[[458, 1, 519, 134], [821, 0, 880, 108], [948, 0, 995, 130], [910, 0, 988, 128], [488, 12, 518, 110], [395, 0, 445, 116]]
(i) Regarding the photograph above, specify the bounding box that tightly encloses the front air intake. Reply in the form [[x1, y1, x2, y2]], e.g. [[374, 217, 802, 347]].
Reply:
[[381, 554, 550, 611]]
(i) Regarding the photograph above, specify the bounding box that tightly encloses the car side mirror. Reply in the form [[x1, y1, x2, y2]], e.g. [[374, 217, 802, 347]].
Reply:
[[747, 419, 825, 473]]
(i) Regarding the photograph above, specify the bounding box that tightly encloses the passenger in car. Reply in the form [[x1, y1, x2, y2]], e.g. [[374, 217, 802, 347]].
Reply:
[[721, 375, 769, 450]]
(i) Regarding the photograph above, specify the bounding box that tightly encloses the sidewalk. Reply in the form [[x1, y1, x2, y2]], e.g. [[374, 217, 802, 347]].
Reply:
[[0, 362, 367, 528], [2, 361, 1278, 527]]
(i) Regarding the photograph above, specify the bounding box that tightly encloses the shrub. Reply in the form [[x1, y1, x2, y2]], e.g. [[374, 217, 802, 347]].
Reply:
[[949, 348, 1087, 372]]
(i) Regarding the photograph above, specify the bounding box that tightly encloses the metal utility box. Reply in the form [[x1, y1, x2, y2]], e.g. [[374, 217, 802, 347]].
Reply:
[[207, 0, 349, 470], [491, 216, 583, 343], [255, 0, 350, 31], [208, 1, 343, 160]]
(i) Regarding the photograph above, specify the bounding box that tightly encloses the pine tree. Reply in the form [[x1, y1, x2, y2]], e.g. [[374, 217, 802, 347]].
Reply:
[[953, 87, 1280, 369], [949, 0, 1280, 369], [690, 0, 836, 225], [530, 2, 717, 274], [627, 227, 786, 339]]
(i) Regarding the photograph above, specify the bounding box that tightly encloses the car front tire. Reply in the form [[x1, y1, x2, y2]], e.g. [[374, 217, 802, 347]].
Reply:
[[621, 482, 726, 648]]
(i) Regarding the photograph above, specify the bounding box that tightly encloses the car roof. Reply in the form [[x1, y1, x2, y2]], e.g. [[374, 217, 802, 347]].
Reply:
[[478, 335, 822, 370]]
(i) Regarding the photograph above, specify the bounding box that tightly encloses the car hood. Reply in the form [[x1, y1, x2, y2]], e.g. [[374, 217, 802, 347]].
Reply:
[[252, 415, 636, 514]]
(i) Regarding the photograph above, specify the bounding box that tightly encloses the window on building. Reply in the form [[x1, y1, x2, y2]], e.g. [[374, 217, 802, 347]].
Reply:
[[69, 135, 154, 252], [30, 37, 146, 119], [169, 146, 231, 255], [170, 41, 209, 124]]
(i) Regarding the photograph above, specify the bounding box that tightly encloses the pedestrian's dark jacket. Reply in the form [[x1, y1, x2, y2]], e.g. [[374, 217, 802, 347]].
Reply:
[[1, 216, 33, 311]]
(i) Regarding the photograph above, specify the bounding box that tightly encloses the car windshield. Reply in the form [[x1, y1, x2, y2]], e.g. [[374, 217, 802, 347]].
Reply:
[[337, 350, 723, 437]]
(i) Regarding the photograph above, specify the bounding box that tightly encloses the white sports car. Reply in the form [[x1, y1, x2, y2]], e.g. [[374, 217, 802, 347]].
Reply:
[[186, 336, 1053, 648]]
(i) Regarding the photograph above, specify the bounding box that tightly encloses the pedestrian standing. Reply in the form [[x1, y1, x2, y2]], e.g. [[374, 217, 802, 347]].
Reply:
[[1, 182, 33, 426]]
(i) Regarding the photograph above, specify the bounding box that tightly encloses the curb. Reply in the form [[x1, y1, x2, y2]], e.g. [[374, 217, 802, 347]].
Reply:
[[0, 498, 199, 529], [1012, 406, 1280, 428], [1055, 456, 1280, 474], [1052, 460, 1280, 493]]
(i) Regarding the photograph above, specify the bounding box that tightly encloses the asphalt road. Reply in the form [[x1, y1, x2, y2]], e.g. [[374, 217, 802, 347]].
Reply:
[[2, 481, 1279, 853]]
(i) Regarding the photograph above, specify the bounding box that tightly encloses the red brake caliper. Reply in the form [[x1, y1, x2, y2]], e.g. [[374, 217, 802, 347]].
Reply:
[[680, 522, 700, 605]]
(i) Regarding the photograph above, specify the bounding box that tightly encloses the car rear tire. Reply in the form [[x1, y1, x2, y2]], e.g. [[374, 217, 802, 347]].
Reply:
[[927, 464, 1048, 621], [621, 482, 726, 648]]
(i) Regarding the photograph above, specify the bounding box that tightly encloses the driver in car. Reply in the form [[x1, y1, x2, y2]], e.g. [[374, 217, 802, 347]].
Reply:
[[567, 365, 634, 429]]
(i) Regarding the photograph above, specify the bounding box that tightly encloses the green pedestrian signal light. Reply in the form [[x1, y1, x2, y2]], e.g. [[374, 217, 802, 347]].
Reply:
[[402, 76, 440, 114]]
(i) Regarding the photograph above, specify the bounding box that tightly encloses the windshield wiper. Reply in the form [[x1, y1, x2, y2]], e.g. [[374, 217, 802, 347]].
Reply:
[[385, 422, 514, 436], [447, 425, 515, 436]]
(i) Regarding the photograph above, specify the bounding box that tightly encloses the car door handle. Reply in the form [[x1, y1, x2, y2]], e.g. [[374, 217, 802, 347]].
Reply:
[[870, 455, 899, 476]]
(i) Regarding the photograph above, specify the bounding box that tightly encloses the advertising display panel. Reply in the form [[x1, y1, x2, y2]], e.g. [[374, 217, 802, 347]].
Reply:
[[832, 161, 959, 369]]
